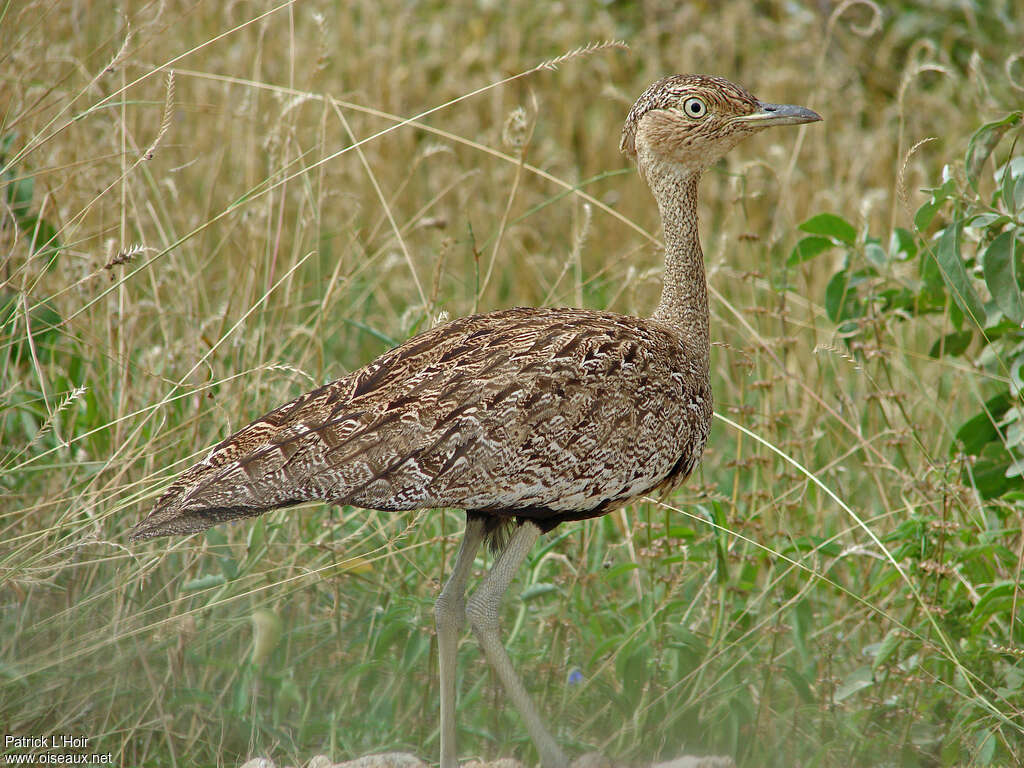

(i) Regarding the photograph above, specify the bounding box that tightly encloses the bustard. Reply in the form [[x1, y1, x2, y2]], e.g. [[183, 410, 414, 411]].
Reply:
[[130, 75, 821, 768]]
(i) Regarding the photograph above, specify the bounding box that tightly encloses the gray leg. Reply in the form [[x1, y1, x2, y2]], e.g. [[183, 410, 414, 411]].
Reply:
[[466, 520, 569, 768], [435, 514, 487, 768]]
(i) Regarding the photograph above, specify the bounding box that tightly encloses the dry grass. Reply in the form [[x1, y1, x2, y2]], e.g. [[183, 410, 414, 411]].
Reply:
[[2, 1, 1023, 766]]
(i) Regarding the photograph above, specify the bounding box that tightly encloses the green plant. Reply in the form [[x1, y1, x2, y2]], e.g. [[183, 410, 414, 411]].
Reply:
[[789, 112, 1024, 501], [1, 132, 62, 272], [783, 109, 1024, 764], [4, 1, 1024, 766]]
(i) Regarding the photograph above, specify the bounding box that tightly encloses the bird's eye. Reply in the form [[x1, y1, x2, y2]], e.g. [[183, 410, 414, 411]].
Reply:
[[682, 97, 707, 118]]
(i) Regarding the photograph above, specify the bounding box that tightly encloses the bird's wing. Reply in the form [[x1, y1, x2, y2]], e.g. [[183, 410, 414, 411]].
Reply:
[[130, 307, 702, 540]]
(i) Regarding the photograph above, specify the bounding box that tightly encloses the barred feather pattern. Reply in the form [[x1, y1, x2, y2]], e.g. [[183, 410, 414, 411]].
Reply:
[[130, 74, 823, 548], [130, 306, 711, 541], [127, 73, 824, 768]]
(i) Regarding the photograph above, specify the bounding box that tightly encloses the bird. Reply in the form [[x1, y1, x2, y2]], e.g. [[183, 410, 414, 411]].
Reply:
[[129, 74, 821, 768]]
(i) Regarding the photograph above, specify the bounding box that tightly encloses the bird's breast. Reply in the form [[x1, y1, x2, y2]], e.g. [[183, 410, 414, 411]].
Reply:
[[420, 321, 712, 517]]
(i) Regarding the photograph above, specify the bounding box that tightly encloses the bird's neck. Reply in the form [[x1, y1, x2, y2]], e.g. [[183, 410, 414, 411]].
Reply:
[[643, 159, 709, 367]]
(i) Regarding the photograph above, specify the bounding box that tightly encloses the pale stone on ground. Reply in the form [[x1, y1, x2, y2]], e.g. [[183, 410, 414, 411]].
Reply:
[[462, 759, 526, 768], [653, 758, 736, 768], [240, 752, 735, 768], [241, 754, 427, 768]]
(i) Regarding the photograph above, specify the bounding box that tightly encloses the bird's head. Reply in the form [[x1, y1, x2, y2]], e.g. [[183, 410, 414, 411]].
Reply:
[[620, 74, 821, 176]]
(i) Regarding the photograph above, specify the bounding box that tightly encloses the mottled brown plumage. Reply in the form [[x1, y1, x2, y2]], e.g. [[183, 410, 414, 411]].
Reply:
[[130, 75, 821, 768], [133, 307, 708, 541]]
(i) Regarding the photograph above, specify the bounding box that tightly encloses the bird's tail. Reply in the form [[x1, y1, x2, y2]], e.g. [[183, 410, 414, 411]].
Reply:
[[127, 496, 265, 541], [128, 460, 257, 541], [128, 445, 311, 541]]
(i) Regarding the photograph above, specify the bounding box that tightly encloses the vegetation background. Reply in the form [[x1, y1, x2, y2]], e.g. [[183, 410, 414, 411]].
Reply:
[[3, 0, 1023, 766]]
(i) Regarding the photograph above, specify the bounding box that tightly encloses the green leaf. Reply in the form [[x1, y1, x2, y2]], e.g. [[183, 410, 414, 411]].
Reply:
[[1012, 358, 1024, 397], [889, 227, 917, 261], [790, 600, 813, 666], [825, 269, 861, 323], [914, 177, 956, 232], [246, 517, 266, 552], [964, 212, 1010, 230], [1005, 457, 1024, 478], [709, 500, 729, 583], [870, 630, 903, 672], [603, 562, 641, 580], [914, 198, 940, 231], [782, 664, 815, 703], [182, 574, 227, 591], [955, 392, 1012, 455], [617, 647, 648, 710], [864, 242, 887, 268], [798, 213, 857, 245], [19, 215, 62, 268], [976, 729, 997, 766], [786, 235, 834, 266], [231, 667, 252, 714], [206, 526, 228, 547], [965, 111, 1022, 191], [0, 132, 16, 162], [949, 296, 964, 330], [932, 222, 986, 326], [217, 551, 238, 580], [982, 230, 1024, 324], [664, 525, 695, 539], [928, 330, 973, 358], [970, 442, 1024, 499], [970, 581, 1018, 626], [1002, 405, 1024, 444], [1000, 157, 1018, 212], [250, 609, 282, 665], [6, 174, 33, 217], [877, 287, 915, 314], [520, 582, 558, 601], [833, 666, 874, 703], [0, 290, 63, 364]]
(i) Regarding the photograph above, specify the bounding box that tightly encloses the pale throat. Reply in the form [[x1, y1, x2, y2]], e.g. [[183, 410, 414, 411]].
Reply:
[[640, 152, 709, 366]]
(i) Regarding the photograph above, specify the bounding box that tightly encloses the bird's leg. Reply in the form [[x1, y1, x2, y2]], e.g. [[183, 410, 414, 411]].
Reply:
[[466, 520, 569, 768], [435, 513, 487, 768]]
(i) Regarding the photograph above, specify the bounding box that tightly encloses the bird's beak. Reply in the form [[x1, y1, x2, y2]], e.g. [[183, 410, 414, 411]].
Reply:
[[736, 102, 822, 127]]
